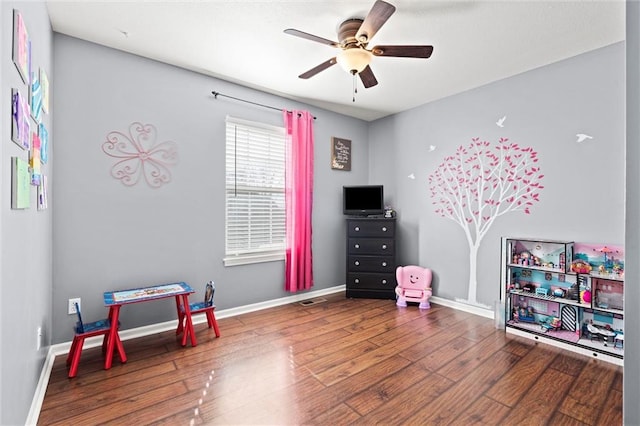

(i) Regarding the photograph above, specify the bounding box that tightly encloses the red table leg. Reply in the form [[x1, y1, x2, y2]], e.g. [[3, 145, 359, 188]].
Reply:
[[180, 294, 197, 347], [104, 305, 125, 369], [113, 328, 127, 363], [175, 295, 184, 335]]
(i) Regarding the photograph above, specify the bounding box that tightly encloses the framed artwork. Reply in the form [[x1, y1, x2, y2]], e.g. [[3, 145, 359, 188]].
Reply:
[[12, 9, 31, 84], [39, 123, 49, 164], [11, 157, 30, 209], [37, 176, 48, 211], [30, 132, 42, 186], [30, 70, 43, 122], [40, 68, 50, 113], [11, 89, 30, 150], [331, 137, 351, 171]]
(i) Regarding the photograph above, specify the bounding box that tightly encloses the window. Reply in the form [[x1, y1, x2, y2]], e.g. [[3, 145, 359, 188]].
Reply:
[[224, 116, 286, 266]]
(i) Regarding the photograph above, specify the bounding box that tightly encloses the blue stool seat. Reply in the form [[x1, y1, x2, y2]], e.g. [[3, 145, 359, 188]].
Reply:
[[188, 301, 214, 311], [75, 318, 112, 334]]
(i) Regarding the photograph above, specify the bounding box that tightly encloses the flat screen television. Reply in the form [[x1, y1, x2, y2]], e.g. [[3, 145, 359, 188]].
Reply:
[[343, 185, 384, 216]]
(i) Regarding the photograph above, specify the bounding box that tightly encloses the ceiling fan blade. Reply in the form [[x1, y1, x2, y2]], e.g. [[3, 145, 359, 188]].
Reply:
[[359, 65, 378, 88], [299, 57, 338, 79], [371, 45, 434, 58], [284, 29, 339, 47], [356, 0, 396, 44]]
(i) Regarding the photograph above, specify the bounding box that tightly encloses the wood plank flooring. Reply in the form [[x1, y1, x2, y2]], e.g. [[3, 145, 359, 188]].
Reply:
[[38, 294, 623, 425]]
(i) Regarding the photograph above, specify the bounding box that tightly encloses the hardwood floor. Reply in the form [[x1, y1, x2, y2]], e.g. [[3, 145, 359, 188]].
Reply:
[[38, 294, 623, 425]]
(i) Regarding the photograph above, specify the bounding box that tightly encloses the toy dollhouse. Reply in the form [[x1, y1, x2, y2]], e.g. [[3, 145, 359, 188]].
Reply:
[[501, 238, 624, 365]]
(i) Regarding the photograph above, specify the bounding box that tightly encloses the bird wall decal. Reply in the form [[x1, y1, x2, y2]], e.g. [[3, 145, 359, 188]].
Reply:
[[576, 133, 593, 143]]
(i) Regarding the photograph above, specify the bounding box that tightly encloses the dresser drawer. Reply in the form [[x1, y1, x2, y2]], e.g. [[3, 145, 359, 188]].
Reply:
[[348, 238, 394, 255], [347, 255, 395, 273], [347, 272, 396, 289], [347, 220, 395, 238]]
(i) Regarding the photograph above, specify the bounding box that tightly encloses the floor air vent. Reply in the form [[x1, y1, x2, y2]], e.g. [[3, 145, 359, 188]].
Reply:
[[299, 297, 327, 306]]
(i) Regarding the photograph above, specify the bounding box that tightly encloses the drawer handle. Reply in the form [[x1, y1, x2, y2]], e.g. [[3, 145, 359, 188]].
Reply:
[[382, 279, 387, 284], [354, 279, 359, 284], [382, 262, 387, 267], [382, 227, 387, 232], [354, 244, 360, 249], [354, 226, 360, 232], [382, 244, 387, 250], [354, 261, 360, 266]]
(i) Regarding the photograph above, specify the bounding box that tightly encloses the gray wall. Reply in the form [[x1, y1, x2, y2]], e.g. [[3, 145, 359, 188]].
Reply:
[[626, 2, 639, 424], [0, 9, 3, 421], [52, 34, 370, 343], [369, 42, 625, 309], [1, 2, 53, 425]]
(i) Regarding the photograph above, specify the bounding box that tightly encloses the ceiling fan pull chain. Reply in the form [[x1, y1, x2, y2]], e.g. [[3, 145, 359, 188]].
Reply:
[[352, 71, 357, 102]]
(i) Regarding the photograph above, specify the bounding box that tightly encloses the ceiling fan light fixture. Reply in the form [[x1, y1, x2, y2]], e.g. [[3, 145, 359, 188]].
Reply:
[[336, 48, 372, 74]]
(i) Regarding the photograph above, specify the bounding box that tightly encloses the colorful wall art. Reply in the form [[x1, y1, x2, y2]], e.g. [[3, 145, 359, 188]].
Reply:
[[11, 157, 30, 209], [30, 70, 43, 122], [11, 89, 30, 150], [12, 9, 31, 84], [37, 176, 48, 211], [39, 123, 49, 163], [30, 132, 42, 186], [102, 122, 179, 188], [40, 68, 50, 113]]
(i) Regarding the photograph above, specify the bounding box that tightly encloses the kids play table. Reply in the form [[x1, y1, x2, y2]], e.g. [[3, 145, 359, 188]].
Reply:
[[103, 281, 197, 369]]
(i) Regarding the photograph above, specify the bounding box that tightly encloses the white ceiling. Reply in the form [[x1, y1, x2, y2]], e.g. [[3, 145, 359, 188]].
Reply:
[[45, 0, 625, 121]]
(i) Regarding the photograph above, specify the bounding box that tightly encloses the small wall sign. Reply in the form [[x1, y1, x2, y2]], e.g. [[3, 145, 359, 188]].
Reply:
[[331, 137, 351, 171]]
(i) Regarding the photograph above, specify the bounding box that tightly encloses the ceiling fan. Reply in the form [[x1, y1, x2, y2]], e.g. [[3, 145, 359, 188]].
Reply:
[[284, 0, 433, 91]]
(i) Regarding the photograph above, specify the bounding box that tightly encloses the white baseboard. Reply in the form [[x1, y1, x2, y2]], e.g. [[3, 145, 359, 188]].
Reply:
[[429, 296, 494, 319], [26, 345, 57, 425]]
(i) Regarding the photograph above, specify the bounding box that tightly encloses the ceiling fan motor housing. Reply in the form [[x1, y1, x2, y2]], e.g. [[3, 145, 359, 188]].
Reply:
[[338, 19, 365, 47]]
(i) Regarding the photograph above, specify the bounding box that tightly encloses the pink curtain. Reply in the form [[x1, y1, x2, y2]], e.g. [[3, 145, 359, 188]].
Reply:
[[283, 110, 314, 292]]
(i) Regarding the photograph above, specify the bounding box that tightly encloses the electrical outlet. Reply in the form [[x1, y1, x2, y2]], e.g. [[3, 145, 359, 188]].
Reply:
[[36, 327, 42, 351], [68, 298, 81, 315]]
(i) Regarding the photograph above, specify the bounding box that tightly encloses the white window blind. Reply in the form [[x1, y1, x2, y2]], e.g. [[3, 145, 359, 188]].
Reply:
[[224, 116, 286, 266]]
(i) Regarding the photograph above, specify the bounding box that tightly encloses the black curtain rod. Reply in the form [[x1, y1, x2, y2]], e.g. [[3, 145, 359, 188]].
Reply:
[[212, 91, 316, 120]]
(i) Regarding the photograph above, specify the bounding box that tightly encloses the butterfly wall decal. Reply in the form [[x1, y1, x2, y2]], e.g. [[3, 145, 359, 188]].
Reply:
[[102, 122, 179, 188]]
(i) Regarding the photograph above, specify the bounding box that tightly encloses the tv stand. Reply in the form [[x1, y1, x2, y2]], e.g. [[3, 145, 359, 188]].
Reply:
[[345, 217, 396, 299]]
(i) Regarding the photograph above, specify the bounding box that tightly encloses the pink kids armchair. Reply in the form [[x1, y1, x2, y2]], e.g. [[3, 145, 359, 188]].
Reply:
[[395, 265, 433, 309]]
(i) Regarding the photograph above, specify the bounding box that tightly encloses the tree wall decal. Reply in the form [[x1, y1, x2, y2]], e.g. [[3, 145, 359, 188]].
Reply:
[[428, 137, 544, 306]]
